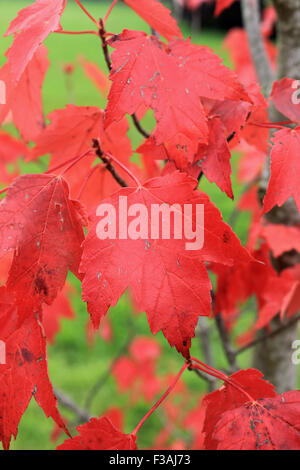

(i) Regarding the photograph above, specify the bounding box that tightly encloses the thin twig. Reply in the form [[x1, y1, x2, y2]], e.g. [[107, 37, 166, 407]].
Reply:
[[190, 367, 217, 385], [54, 388, 91, 423], [215, 315, 239, 372], [131, 114, 150, 139], [74, 0, 99, 27], [99, 19, 112, 71], [235, 313, 300, 357], [92, 139, 128, 187]]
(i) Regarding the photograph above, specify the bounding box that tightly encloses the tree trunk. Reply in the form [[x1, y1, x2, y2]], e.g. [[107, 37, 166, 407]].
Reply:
[[241, 0, 300, 393], [172, 0, 184, 21]]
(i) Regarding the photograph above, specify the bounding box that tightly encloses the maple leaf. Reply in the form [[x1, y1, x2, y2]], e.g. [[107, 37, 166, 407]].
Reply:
[[200, 369, 276, 450], [0, 46, 49, 142], [168, 38, 250, 104], [80, 171, 251, 357], [123, 0, 182, 41], [271, 78, 300, 122], [263, 79, 300, 212], [33, 105, 102, 164], [57, 417, 138, 450], [213, 390, 300, 450], [105, 30, 208, 159], [32, 105, 139, 208], [263, 127, 300, 213], [105, 31, 249, 164], [0, 290, 68, 450], [0, 174, 86, 317], [262, 224, 300, 257], [4, 0, 66, 83], [195, 117, 233, 198]]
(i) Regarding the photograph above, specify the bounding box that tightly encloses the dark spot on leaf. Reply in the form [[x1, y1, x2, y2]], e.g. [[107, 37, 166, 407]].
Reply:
[[21, 348, 34, 363], [223, 230, 230, 243]]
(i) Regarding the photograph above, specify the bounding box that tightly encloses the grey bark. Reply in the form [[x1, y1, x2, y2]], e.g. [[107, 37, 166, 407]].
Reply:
[[240, 0, 274, 95], [172, 0, 184, 21], [241, 0, 300, 392]]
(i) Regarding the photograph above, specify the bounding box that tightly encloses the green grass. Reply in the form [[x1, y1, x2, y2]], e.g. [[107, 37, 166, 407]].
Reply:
[[0, 0, 256, 451]]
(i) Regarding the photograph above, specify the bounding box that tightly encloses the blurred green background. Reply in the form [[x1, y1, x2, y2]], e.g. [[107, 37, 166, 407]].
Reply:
[[0, 0, 277, 450]]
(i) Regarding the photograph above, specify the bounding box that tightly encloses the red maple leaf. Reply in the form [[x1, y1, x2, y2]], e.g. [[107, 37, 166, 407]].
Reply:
[[80, 171, 251, 357], [271, 77, 300, 123], [262, 79, 300, 212], [123, 0, 182, 41], [168, 38, 249, 103], [0, 174, 86, 318], [195, 117, 233, 198], [4, 0, 66, 83], [262, 224, 300, 257], [105, 31, 249, 165], [105, 30, 208, 159], [57, 417, 138, 450], [263, 127, 300, 213], [0, 46, 49, 142], [213, 390, 300, 450], [32, 105, 141, 208], [200, 369, 276, 450], [0, 289, 68, 450]]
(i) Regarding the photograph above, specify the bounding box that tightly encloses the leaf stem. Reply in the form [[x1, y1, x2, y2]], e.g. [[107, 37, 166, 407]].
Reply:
[[132, 362, 188, 436], [55, 30, 98, 36], [103, 0, 119, 24], [190, 360, 255, 403], [190, 356, 228, 380], [77, 164, 100, 200], [44, 150, 93, 175], [60, 150, 93, 176], [250, 121, 296, 130], [74, 0, 99, 27], [105, 151, 142, 188], [0, 186, 8, 196]]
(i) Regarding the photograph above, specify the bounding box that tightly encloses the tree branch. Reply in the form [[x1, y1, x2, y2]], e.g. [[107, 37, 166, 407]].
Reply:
[[92, 139, 128, 187], [196, 317, 215, 391], [215, 315, 239, 372], [235, 313, 300, 357], [240, 0, 274, 95], [190, 367, 217, 385], [54, 388, 91, 423]]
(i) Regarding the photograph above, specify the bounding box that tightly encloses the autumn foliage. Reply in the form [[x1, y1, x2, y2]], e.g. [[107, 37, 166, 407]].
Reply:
[[1, 0, 300, 451]]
